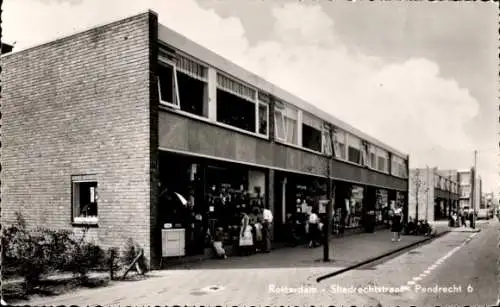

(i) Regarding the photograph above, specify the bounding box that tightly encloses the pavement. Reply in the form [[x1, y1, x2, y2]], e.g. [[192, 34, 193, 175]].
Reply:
[[19, 223, 451, 306]]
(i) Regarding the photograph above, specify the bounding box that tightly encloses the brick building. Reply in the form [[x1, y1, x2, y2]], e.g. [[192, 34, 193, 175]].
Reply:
[[1, 11, 409, 268], [409, 167, 460, 222]]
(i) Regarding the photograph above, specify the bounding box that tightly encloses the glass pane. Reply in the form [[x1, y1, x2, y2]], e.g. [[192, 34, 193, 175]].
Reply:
[[274, 111, 285, 140], [348, 147, 361, 164], [159, 64, 176, 104], [258, 104, 268, 135], [285, 117, 297, 144]]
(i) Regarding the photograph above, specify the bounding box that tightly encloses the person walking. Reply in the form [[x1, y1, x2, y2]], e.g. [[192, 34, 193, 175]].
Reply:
[[391, 205, 403, 242], [262, 206, 273, 252], [239, 210, 254, 256], [307, 208, 321, 248]]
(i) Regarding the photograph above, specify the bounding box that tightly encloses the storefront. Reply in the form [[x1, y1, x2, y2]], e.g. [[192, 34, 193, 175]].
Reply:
[[376, 189, 389, 225], [273, 172, 328, 241], [158, 152, 268, 255]]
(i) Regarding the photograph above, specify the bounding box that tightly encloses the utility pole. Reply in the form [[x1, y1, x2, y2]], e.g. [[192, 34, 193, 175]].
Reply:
[[414, 169, 420, 221], [425, 165, 429, 221], [471, 150, 477, 229], [323, 124, 335, 262]]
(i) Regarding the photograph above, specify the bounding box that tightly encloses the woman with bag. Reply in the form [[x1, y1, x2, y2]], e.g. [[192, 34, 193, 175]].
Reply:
[[239, 210, 254, 256], [391, 205, 403, 242]]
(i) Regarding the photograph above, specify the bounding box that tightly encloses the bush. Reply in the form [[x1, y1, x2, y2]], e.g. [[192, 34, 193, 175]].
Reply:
[[63, 229, 106, 281], [2, 214, 53, 291], [2, 212, 109, 289]]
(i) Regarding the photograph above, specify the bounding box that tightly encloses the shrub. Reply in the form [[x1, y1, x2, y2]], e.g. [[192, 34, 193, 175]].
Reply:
[[63, 229, 106, 282], [2, 212, 108, 288], [2, 214, 53, 291]]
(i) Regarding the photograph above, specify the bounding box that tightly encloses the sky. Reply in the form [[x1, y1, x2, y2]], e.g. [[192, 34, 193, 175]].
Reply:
[[3, 0, 498, 193]]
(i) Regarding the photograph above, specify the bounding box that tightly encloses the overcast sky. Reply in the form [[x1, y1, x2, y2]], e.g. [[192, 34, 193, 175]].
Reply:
[[3, 0, 498, 193]]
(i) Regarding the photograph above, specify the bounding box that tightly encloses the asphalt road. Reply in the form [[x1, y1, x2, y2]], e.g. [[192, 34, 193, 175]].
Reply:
[[413, 220, 499, 306]]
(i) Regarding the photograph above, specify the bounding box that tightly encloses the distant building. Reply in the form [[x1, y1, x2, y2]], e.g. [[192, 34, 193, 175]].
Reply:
[[409, 167, 459, 222], [457, 169, 481, 213]]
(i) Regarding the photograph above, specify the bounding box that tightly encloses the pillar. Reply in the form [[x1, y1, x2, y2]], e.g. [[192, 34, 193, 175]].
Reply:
[[267, 169, 275, 240]]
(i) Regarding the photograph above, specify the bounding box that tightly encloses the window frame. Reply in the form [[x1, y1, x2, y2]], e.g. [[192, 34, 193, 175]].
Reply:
[[275, 100, 299, 145], [321, 123, 333, 156], [216, 71, 257, 103], [333, 128, 347, 160], [346, 133, 362, 165], [72, 179, 99, 225], [257, 97, 269, 137], [158, 57, 180, 109], [376, 147, 389, 173], [274, 103, 287, 142]]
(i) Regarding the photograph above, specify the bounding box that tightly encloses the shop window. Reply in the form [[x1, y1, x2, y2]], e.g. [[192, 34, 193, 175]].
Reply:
[[333, 129, 347, 160], [158, 51, 209, 117], [216, 73, 257, 133], [72, 179, 98, 225], [347, 133, 362, 164], [275, 101, 298, 144]]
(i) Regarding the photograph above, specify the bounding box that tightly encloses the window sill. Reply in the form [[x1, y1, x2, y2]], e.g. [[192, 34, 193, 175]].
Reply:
[[72, 221, 99, 228], [275, 139, 326, 157], [159, 105, 270, 141]]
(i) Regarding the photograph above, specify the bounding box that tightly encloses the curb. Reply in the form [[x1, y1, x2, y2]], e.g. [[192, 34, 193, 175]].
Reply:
[[316, 230, 451, 283]]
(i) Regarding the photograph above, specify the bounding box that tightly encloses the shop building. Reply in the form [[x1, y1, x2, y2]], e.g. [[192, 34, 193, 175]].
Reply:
[[409, 167, 460, 222], [1, 11, 409, 268]]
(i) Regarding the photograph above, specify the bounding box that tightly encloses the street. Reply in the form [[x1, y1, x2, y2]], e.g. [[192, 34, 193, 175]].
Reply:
[[22, 220, 499, 306]]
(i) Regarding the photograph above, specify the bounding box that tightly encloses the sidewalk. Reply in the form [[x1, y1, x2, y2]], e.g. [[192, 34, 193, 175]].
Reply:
[[22, 225, 450, 306]]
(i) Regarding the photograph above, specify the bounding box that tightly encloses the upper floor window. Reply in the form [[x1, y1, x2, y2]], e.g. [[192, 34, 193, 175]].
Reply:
[[216, 72, 257, 133], [346, 133, 362, 164], [369, 145, 377, 169], [158, 49, 209, 118], [302, 112, 322, 152], [322, 123, 333, 156], [391, 155, 407, 178], [274, 100, 298, 145], [257, 92, 270, 137], [376, 147, 389, 173], [333, 129, 347, 160]]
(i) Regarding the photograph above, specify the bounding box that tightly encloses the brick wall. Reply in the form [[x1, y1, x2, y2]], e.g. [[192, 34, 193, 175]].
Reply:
[[1, 12, 156, 264]]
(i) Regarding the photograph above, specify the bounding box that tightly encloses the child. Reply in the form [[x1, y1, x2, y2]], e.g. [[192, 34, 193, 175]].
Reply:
[[213, 227, 227, 259]]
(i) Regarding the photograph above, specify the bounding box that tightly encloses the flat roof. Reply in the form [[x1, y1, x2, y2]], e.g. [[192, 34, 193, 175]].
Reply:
[[158, 23, 408, 159]]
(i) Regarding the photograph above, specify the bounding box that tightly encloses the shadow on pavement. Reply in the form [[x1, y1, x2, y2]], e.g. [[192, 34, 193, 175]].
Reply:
[[165, 230, 435, 271]]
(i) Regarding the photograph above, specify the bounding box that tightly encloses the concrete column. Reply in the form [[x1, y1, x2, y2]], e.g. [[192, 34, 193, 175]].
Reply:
[[267, 169, 275, 240]]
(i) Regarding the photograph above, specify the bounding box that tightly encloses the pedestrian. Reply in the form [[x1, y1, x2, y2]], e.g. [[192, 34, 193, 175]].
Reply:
[[212, 227, 227, 259], [391, 205, 403, 242], [307, 208, 320, 248], [239, 210, 254, 256], [262, 206, 273, 252]]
